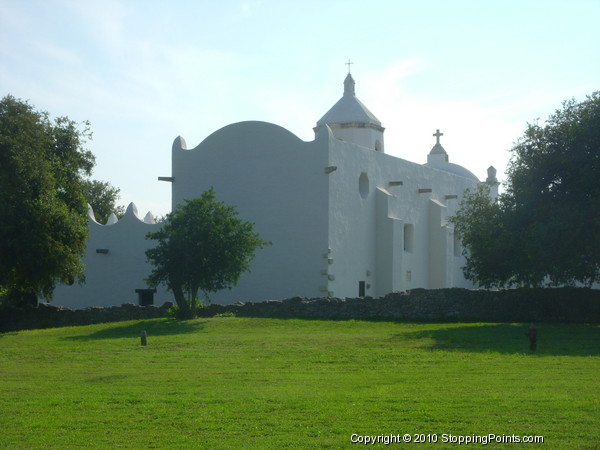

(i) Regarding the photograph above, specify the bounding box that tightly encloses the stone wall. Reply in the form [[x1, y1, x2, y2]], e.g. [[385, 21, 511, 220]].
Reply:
[[200, 288, 600, 323], [0, 302, 171, 332], [1, 288, 598, 332]]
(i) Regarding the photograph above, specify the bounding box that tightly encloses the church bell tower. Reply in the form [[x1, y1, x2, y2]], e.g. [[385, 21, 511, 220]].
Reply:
[[314, 66, 385, 153]]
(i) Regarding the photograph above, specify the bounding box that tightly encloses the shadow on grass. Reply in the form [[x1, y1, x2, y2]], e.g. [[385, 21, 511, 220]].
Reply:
[[395, 323, 600, 356], [64, 319, 206, 341]]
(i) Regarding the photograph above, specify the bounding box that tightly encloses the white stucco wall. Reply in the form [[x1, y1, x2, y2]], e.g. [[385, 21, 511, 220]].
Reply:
[[326, 124, 385, 153], [325, 133, 479, 298], [51, 117, 483, 308], [52, 203, 170, 308], [170, 121, 330, 304], [375, 187, 404, 296]]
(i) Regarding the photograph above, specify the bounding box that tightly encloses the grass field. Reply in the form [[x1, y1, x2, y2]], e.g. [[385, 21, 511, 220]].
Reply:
[[1, 317, 598, 449]]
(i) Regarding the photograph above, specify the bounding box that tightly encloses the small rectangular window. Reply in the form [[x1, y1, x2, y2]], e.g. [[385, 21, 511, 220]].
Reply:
[[359, 281, 366, 297], [453, 231, 461, 257], [404, 224, 414, 252], [135, 289, 156, 306]]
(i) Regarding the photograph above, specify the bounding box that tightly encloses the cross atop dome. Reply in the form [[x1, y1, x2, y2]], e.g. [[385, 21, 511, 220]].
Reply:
[[345, 59, 353, 74], [429, 128, 448, 157], [314, 69, 385, 152]]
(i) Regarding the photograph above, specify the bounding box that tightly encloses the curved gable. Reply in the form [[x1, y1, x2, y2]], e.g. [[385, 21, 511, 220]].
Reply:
[[179, 121, 306, 156]]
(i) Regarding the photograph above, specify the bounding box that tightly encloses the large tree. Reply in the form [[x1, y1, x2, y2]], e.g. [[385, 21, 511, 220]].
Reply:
[[0, 96, 91, 304], [451, 91, 600, 288], [0, 95, 124, 305], [145, 188, 270, 318]]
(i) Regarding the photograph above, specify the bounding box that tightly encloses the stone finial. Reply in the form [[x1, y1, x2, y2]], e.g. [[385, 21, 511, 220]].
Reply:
[[343, 73, 355, 96], [486, 166, 498, 184]]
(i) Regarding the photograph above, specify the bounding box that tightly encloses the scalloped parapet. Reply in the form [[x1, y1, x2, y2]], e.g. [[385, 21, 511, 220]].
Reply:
[[124, 202, 141, 220], [172, 136, 187, 151], [87, 204, 100, 224], [315, 123, 335, 143], [105, 213, 118, 225], [143, 211, 156, 224], [87, 203, 160, 226]]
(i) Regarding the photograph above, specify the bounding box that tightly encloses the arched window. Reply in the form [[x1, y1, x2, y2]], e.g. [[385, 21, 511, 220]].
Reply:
[[359, 172, 369, 199]]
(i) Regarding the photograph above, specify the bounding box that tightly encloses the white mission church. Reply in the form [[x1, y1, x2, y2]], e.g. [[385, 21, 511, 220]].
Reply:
[[52, 72, 498, 308]]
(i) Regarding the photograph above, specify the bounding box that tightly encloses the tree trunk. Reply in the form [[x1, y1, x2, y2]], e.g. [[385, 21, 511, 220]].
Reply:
[[172, 284, 193, 319], [190, 287, 200, 314]]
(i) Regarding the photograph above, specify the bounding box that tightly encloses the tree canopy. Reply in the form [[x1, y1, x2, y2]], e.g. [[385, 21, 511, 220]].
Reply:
[[0, 95, 124, 305], [83, 179, 125, 224], [145, 188, 270, 318], [451, 92, 600, 288], [0, 96, 90, 304]]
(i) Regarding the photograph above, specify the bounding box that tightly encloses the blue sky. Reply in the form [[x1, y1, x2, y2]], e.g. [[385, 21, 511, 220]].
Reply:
[[1, 0, 598, 218]]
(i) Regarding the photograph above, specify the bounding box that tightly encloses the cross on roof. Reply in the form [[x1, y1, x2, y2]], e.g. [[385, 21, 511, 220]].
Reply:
[[345, 59, 353, 74], [433, 129, 444, 144]]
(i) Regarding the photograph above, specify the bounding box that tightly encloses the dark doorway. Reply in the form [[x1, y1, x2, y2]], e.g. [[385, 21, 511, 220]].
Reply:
[[359, 281, 366, 297]]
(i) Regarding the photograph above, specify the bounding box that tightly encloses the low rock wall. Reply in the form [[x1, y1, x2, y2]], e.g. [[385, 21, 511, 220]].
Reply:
[[200, 287, 600, 323], [1, 288, 598, 332], [0, 302, 171, 332]]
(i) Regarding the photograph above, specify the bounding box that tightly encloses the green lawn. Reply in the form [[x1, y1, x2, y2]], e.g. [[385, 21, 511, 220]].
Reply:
[[1, 318, 598, 448]]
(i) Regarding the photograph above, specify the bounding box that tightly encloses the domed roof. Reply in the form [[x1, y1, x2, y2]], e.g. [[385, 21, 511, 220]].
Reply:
[[424, 129, 479, 181], [426, 160, 480, 181], [316, 74, 381, 127]]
